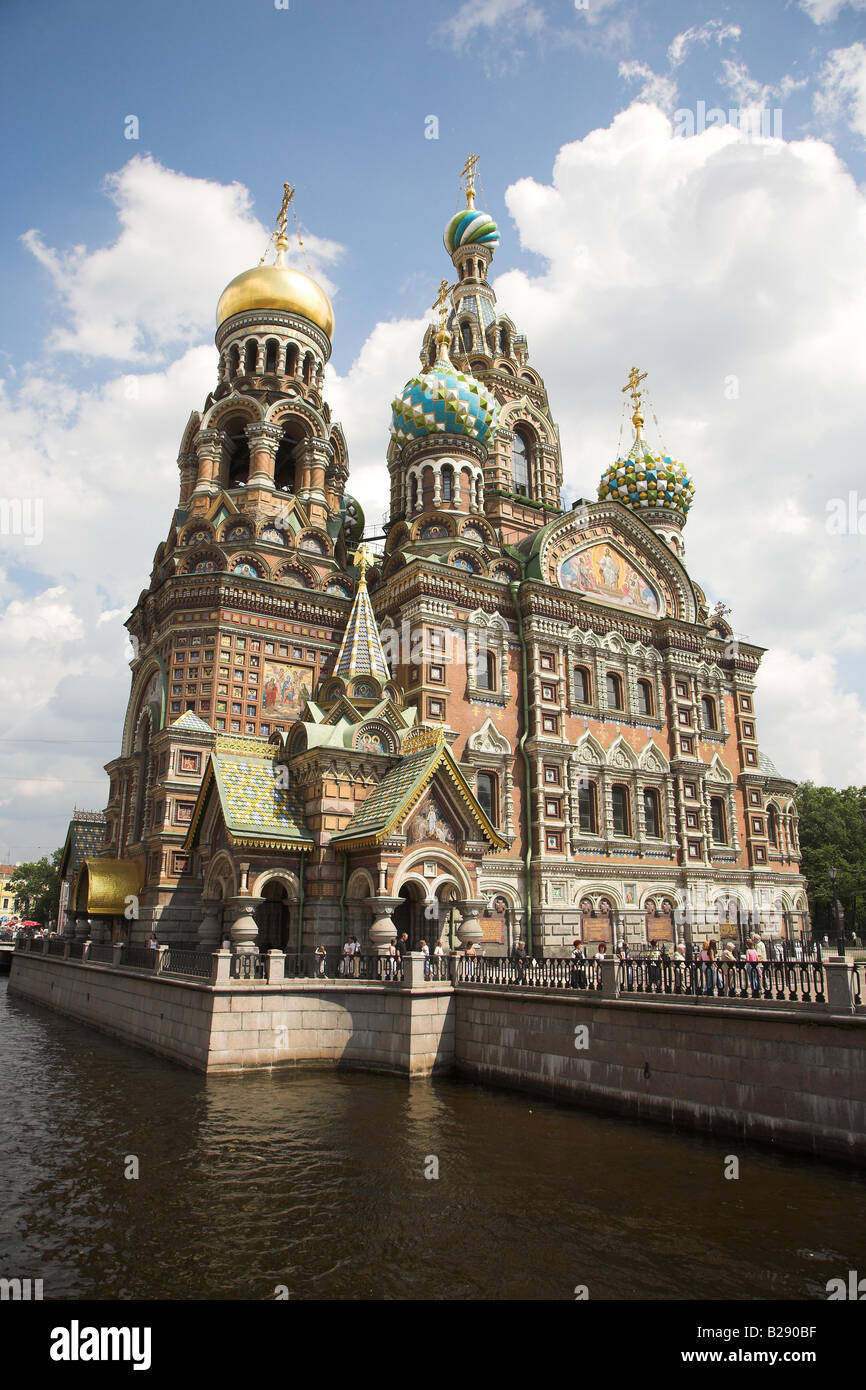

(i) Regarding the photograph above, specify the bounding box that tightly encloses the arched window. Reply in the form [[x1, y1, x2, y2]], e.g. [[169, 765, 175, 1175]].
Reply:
[[611, 785, 631, 836], [441, 465, 453, 501], [303, 353, 314, 386], [606, 672, 624, 710], [767, 805, 779, 848], [574, 665, 591, 704], [701, 695, 718, 730], [265, 339, 278, 373], [477, 649, 497, 691], [285, 343, 299, 377], [229, 344, 241, 377], [409, 475, 418, 511], [578, 780, 598, 834], [643, 787, 662, 838], [710, 796, 727, 843], [476, 771, 497, 823], [274, 435, 297, 493], [244, 340, 258, 374], [461, 323, 473, 354], [511, 428, 531, 497], [637, 679, 654, 716], [224, 421, 251, 487]]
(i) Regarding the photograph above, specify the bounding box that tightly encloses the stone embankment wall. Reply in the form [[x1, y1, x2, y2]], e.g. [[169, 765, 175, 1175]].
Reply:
[[455, 988, 866, 1162]]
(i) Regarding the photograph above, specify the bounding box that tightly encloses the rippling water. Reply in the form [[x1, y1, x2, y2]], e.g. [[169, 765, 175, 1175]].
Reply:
[[1, 980, 864, 1301]]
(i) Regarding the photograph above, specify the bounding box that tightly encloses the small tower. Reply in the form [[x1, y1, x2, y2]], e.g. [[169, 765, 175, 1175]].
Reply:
[[598, 367, 695, 558]]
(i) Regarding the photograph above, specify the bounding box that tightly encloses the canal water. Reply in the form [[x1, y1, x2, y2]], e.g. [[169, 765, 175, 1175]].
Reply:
[[1, 980, 864, 1301]]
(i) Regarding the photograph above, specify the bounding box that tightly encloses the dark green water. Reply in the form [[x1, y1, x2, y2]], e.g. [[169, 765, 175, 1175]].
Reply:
[[1, 980, 863, 1301]]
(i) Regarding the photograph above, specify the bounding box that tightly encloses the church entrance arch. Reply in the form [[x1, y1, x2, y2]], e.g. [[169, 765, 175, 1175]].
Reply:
[[394, 877, 428, 949], [255, 880, 290, 952]]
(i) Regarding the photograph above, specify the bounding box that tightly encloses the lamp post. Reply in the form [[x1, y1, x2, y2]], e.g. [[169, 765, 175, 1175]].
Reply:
[[829, 864, 842, 953]]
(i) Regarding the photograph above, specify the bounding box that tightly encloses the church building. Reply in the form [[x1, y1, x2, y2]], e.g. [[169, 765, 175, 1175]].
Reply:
[[67, 163, 809, 956]]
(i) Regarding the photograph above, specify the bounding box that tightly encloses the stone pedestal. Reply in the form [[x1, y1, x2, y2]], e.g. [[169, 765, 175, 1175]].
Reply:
[[456, 899, 487, 948], [73, 915, 89, 942], [227, 896, 264, 955], [197, 897, 223, 950], [825, 960, 856, 1013]]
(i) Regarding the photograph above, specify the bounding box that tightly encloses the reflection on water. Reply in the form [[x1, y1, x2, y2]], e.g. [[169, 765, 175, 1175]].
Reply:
[[1, 981, 864, 1301]]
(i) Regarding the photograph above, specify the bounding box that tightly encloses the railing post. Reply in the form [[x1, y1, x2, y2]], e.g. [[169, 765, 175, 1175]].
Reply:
[[598, 957, 620, 999], [449, 951, 462, 985], [266, 949, 285, 984], [211, 949, 232, 984], [63, 940, 71, 959], [81, 941, 92, 962], [155, 944, 169, 974], [401, 952, 427, 988], [112, 943, 124, 968], [824, 959, 856, 1014]]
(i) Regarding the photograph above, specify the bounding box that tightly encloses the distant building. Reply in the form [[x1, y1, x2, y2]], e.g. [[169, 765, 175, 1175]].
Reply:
[[0, 864, 19, 923], [58, 812, 107, 932], [66, 166, 808, 953]]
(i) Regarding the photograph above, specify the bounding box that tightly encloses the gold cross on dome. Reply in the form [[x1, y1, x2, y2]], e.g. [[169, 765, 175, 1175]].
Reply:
[[461, 153, 479, 208], [276, 182, 295, 238], [353, 542, 375, 584], [432, 278, 450, 331], [622, 366, 648, 440]]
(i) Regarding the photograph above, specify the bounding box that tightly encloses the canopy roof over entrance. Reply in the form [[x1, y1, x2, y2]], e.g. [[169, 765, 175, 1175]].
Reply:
[[73, 858, 143, 916]]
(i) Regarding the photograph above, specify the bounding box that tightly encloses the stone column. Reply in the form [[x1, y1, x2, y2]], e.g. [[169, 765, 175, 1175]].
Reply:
[[368, 896, 400, 955], [193, 428, 226, 497], [245, 422, 282, 489], [73, 914, 89, 942], [295, 439, 332, 506], [226, 895, 264, 955], [456, 899, 487, 947], [197, 897, 223, 950]]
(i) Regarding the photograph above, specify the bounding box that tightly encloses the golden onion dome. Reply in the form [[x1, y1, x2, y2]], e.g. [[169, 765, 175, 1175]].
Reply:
[[216, 263, 334, 339]]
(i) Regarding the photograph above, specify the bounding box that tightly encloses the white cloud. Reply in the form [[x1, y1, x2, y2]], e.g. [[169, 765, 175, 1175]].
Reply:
[[439, 0, 545, 48], [799, 0, 866, 23], [814, 42, 866, 140], [668, 20, 741, 69], [618, 61, 678, 113], [22, 155, 343, 364]]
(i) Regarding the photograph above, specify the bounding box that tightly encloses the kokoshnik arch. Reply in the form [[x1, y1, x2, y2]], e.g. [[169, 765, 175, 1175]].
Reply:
[[63, 164, 808, 956]]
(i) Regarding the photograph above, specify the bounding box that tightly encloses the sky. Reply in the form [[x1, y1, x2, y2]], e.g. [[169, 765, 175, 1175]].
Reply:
[[1, 0, 865, 861]]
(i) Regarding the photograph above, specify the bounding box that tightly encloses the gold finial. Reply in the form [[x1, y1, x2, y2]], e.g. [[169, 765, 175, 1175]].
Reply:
[[461, 153, 479, 210], [353, 541, 375, 585], [431, 278, 453, 364], [259, 183, 296, 266], [622, 365, 648, 440]]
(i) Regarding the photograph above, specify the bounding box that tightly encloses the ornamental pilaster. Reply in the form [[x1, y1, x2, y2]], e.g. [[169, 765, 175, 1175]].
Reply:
[[245, 422, 283, 488], [194, 429, 227, 496]]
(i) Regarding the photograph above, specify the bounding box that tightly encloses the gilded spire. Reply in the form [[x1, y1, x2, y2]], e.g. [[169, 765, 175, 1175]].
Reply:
[[622, 365, 648, 441], [333, 545, 391, 685]]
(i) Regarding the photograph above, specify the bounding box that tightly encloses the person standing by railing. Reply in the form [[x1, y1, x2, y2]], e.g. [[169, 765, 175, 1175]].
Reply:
[[745, 938, 760, 995], [571, 939, 587, 989], [463, 941, 478, 982], [146, 932, 158, 951], [699, 941, 714, 995], [419, 938, 431, 980], [433, 939, 446, 980], [314, 943, 327, 978], [510, 939, 529, 984]]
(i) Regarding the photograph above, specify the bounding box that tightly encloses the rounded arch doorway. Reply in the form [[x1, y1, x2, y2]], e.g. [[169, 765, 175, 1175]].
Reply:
[[255, 880, 291, 952]]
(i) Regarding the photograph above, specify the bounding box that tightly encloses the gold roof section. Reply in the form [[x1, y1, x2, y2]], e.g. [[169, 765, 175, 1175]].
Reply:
[[73, 858, 143, 917]]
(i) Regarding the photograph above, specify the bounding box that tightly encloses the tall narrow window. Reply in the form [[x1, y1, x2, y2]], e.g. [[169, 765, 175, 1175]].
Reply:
[[441, 465, 453, 501], [574, 666, 591, 704], [578, 781, 598, 833], [637, 679, 653, 715], [643, 787, 661, 838], [244, 340, 258, 374], [265, 339, 278, 373], [512, 428, 530, 497], [710, 796, 727, 843], [701, 695, 718, 730], [767, 805, 779, 847], [476, 772, 497, 823], [461, 322, 473, 354], [611, 785, 631, 836], [606, 672, 624, 710]]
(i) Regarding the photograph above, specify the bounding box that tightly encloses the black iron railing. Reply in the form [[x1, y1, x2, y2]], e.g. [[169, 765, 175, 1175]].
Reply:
[[47, 938, 66, 956], [617, 957, 827, 1003], [230, 953, 266, 981], [162, 949, 212, 979], [119, 945, 158, 971], [67, 940, 87, 960], [87, 944, 115, 964], [457, 956, 602, 989]]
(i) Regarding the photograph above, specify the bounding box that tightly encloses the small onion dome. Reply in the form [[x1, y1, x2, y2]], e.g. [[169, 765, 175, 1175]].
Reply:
[[443, 208, 500, 253], [598, 439, 695, 517], [391, 362, 499, 444], [216, 263, 334, 338]]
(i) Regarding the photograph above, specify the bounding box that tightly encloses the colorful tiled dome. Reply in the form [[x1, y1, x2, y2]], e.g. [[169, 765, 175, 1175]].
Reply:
[[391, 362, 499, 444], [598, 439, 695, 517], [444, 209, 500, 253]]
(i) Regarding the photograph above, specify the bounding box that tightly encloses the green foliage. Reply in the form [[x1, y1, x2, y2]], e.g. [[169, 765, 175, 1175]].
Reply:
[[795, 783, 866, 929], [7, 848, 63, 925]]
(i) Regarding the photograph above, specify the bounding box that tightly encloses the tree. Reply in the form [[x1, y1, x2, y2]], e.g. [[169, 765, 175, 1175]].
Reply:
[[7, 848, 63, 925], [795, 783, 866, 935]]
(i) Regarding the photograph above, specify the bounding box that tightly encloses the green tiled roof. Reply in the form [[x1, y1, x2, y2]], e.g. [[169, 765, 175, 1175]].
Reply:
[[191, 753, 312, 848], [331, 746, 440, 844]]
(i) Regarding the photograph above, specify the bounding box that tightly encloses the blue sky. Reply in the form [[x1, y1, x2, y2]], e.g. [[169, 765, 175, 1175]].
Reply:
[[1, 0, 865, 859]]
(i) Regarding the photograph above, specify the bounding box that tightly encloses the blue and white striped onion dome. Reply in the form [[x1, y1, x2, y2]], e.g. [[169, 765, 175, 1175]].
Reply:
[[443, 208, 500, 253], [391, 362, 499, 445], [598, 438, 695, 517]]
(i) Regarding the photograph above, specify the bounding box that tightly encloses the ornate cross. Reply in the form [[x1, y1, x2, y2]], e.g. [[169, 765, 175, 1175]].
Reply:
[[432, 278, 450, 332], [622, 366, 648, 439], [276, 182, 295, 238], [461, 153, 479, 208], [354, 541, 375, 584]]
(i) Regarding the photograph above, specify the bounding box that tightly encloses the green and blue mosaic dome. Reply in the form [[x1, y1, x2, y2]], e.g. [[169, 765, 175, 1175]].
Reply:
[[391, 362, 499, 445], [443, 208, 500, 253], [598, 439, 695, 517]]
